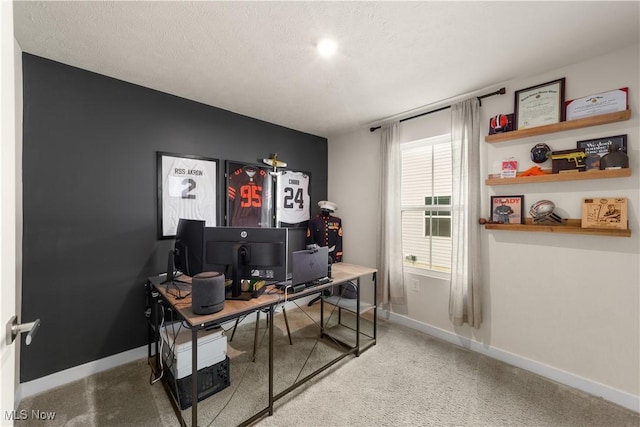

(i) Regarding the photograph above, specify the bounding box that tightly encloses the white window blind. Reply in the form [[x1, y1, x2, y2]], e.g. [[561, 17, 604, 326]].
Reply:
[[401, 134, 452, 273]]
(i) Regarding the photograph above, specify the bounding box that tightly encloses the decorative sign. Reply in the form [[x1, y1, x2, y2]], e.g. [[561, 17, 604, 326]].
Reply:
[[500, 159, 518, 178], [157, 152, 218, 239], [515, 78, 566, 130], [565, 88, 628, 121], [577, 134, 627, 171]]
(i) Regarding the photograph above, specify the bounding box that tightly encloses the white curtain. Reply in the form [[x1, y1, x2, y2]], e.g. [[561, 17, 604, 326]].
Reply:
[[449, 98, 482, 328], [377, 122, 405, 305]]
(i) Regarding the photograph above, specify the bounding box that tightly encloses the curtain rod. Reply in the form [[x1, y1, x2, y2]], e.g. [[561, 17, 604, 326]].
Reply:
[[369, 87, 506, 132]]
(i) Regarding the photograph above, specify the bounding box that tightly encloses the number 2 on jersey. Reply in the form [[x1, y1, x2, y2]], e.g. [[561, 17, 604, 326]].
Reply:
[[181, 178, 196, 199]]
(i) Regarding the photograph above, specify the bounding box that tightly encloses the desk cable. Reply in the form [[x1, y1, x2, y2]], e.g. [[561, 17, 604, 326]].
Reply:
[[149, 304, 165, 385], [165, 281, 191, 300], [149, 306, 189, 387]]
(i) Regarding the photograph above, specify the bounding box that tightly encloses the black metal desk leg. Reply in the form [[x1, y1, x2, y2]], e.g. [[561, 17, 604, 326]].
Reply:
[[373, 272, 377, 342], [320, 294, 324, 337], [356, 278, 361, 356], [268, 305, 274, 415], [192, 327, 199, 427]]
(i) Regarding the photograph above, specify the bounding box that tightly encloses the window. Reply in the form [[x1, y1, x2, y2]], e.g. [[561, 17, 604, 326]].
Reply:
[[401, 135, 452, 274]]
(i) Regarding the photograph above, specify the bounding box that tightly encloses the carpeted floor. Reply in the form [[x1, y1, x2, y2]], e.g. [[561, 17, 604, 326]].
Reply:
[[16, 303, 640, 427]]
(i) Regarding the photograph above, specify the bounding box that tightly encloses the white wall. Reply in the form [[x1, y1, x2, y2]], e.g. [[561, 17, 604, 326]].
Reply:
[[328, 44, 640, 410]]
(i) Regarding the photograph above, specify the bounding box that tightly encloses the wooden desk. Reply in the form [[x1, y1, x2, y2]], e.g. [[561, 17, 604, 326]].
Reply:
[[322, 263, 377, 356], [331, 262, 377, 283], [268, 262, 377, 402], [149, 276, 280, 427], [152, 276, 280, 326], [147, 262, 377, 426]]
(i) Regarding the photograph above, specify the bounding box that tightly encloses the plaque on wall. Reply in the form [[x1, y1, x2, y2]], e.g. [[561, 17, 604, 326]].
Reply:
[[581, 197, 628, 230], [577, 135, 627, 171]]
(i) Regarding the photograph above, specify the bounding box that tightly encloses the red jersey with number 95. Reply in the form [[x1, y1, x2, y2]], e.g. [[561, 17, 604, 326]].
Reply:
[[228, 166, 269, 227]]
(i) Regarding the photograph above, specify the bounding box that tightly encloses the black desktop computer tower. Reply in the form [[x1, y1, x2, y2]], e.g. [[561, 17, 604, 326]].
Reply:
[[165, 357, 231, 410]]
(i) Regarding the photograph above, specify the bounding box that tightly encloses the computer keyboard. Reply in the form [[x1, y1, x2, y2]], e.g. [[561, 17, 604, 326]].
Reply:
[[276, 277, 332, 291], [309, 277, 333, 287], [275, 280, 292, 290]]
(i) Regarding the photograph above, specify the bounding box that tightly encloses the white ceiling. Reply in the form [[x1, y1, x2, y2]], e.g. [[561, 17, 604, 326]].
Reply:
[[13, 1, 640, 137]]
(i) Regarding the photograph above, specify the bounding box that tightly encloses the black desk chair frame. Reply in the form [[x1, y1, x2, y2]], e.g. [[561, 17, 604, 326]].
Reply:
[[229, 306, 292, 362]]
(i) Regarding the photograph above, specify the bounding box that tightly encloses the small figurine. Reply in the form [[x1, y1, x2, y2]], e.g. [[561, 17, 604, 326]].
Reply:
[[262, 153, 287, 174]]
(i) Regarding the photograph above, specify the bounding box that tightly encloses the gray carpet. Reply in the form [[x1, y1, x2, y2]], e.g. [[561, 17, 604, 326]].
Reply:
[[16, 304, 640, 427]]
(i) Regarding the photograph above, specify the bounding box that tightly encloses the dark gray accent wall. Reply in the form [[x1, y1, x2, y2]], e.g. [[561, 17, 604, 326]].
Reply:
[[20, 53, 327, 382]]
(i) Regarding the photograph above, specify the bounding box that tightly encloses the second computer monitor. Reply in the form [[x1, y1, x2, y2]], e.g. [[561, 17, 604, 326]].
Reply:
[[174, 218, 206, 277], [203, 226, 306, 297]]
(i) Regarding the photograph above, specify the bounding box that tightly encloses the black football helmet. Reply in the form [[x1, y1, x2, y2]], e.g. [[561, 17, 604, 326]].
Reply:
[[530, 143, 551, 164]]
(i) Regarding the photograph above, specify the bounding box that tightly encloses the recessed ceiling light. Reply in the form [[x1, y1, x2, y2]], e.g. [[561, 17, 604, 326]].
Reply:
[[317, 38, 337, 58]]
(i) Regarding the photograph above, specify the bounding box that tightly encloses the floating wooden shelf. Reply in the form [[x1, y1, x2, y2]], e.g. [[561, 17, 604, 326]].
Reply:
[[483, 218, 631, 237], [485, 110, 632, 143], [486, 168, 631, 185]]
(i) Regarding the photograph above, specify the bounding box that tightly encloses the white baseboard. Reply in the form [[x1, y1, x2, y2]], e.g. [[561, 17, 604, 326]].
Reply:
[[380, 309, 640, 414], [18, 295, 317, 401], [19, 346, 148, 401]]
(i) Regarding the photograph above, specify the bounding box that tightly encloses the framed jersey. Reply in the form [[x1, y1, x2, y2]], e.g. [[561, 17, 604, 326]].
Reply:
[[275, 170, 311, 227], [157, 152, 219, 239], [226, 161, 273, 227]]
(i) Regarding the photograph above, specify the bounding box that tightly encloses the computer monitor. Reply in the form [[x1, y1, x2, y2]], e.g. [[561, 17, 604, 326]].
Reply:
[[173, 219, 205, 277], [203, 226, 305, 299]]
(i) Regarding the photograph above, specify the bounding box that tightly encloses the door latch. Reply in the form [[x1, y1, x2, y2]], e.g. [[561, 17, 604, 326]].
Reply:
[[6, 316, 40, 345]]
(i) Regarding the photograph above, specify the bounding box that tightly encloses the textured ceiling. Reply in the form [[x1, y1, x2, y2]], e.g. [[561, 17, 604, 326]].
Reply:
[[13, 1, 640, 137]]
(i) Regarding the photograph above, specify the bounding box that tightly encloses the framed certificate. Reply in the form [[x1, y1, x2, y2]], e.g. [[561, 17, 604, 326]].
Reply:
[[157, 152, 219, 239], [565, 88, 628, 121], [514, 78, 565, 130]]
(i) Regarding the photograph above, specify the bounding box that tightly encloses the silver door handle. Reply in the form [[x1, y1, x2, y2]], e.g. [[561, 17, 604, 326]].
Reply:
[[6, 316, 40, 345]]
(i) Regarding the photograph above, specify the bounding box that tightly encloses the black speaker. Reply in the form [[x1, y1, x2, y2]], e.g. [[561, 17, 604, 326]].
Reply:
[[192, 271, 225, 315]]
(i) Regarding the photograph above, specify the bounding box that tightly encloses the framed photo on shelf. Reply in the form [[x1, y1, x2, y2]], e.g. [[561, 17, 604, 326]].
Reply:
[[577, 134, 627, 171], [226, 160, 273, 227], [490, 195, 525, 224], [581, 197, 628, 230], [157, 152, 219, 239], [514, 78, 565, 130]]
